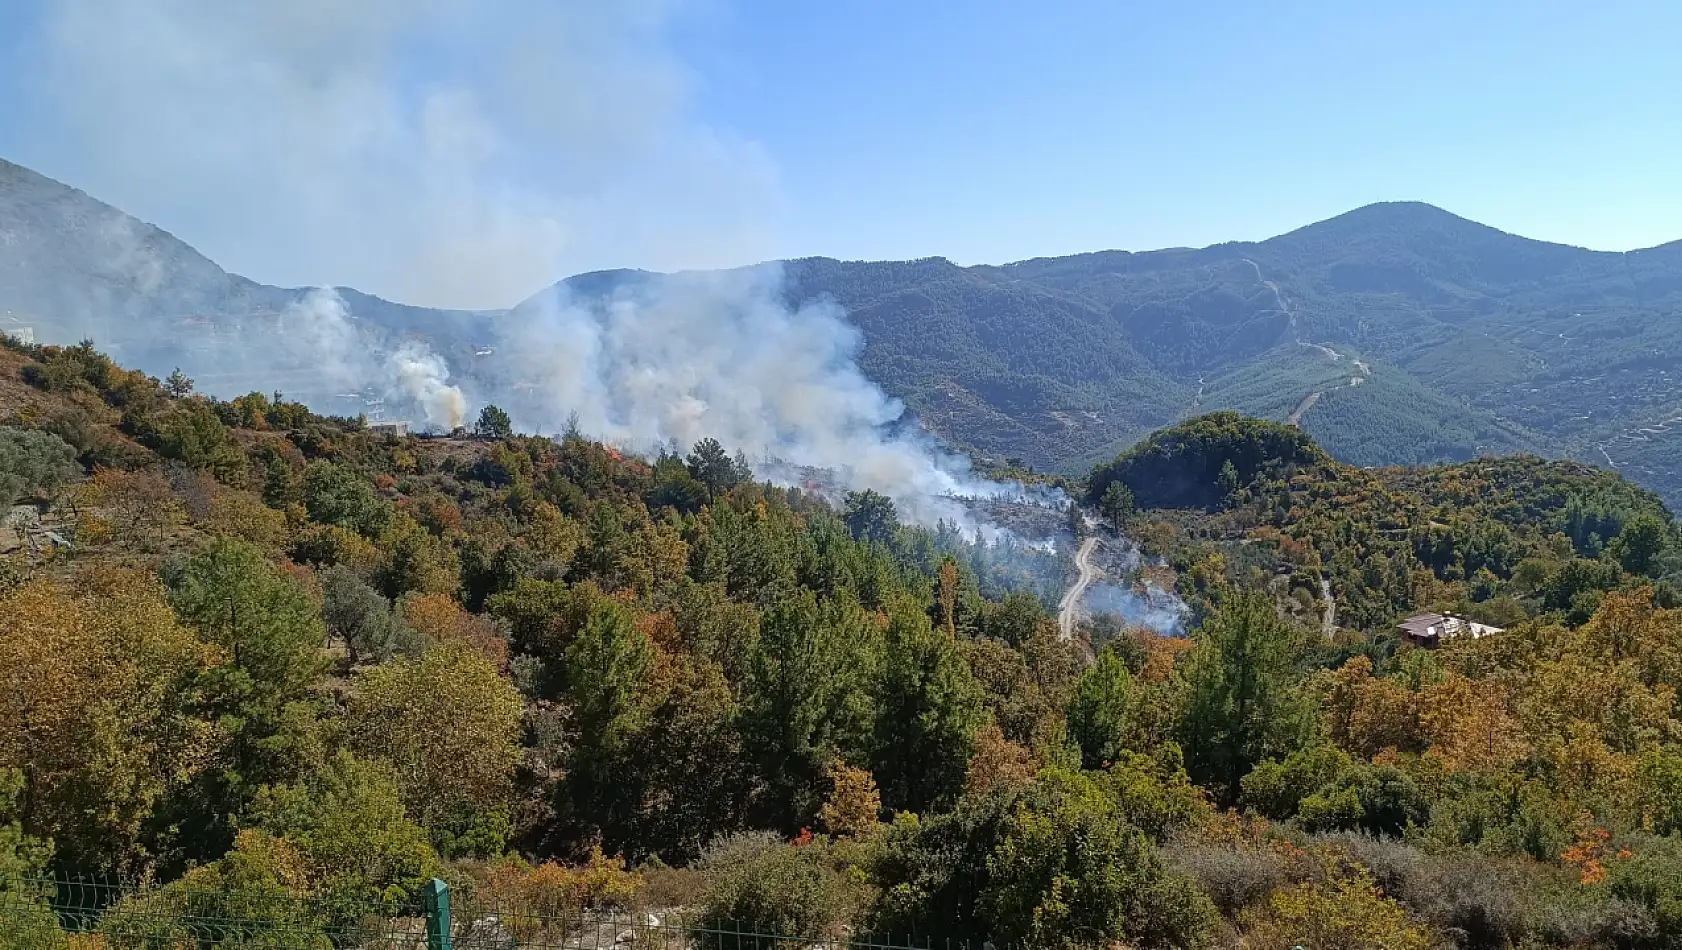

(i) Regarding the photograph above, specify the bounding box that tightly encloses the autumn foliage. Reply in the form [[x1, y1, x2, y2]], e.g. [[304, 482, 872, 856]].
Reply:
[[3, 339, 1682, 949]]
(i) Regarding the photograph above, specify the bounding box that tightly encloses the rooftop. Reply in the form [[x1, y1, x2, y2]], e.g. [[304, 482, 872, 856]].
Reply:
[[1397, 612, 1504, 642]]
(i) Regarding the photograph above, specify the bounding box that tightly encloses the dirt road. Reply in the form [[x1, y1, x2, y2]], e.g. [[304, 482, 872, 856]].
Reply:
[[1286, 391, 1322, 427], [1243, 257, 1370, 428], [1059, 536, 1100, 640], [1319, 577, 1337, 640]]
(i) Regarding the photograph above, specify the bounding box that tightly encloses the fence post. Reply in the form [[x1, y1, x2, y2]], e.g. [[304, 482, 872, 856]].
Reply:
[[423, 878, 453, 950]]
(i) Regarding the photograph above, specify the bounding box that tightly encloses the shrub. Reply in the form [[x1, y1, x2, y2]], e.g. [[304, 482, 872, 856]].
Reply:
[[1241, 864, 1431, 950], [1605, 834, 1682, 949], [1097, 747, 1213, 841], [1532, 895, 1658, 948], [1312, 832, 1422, 899], [867, 770, 1215, 950], [1243, 747, 1428, 837], [244, 754, 441, 907], [700, 837, 856, 948], [1316, 835, 1599, 950], [465, 848, 645, 940], [97, 832, 332, 949], [1402, 855, 1531, 950], [0, 768, 66, 949], [1161, 843, 1288, 917], [0, 427, 78, 509]]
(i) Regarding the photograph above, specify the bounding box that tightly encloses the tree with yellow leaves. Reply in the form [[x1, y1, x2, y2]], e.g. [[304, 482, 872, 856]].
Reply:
[[1242, 859, 1431, 950], [347, 642, 523, 856], [400, 591, 509, 669], [0, 569, 221, 872], [964, 722, 1037, 797], [1418, 670, 1528, 774], [819, 761, 882, 838], [1321, 655, 1424, 759]]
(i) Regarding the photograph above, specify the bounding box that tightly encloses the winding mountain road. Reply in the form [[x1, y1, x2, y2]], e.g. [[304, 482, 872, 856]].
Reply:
[[1059, 536, 1100, 640], [1243, 258, 1370, 428], [1594, 413, 1682, 469]]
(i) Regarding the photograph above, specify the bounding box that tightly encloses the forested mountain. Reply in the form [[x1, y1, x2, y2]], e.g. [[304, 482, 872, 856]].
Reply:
[[534, 205, 1682, 505], [5, 339, 1682, 948], [5, 156, 1682, 500]]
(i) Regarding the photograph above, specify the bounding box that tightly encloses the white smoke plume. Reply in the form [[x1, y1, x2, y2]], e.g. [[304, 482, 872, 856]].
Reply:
[[276, 288, 466, 429], [494, 265, 1019, 529], [1084, 581, 1190, 637], [8, 1, 776, 308], [276, 289, 365, 390], [391, 341, 468, 430], [1077, 535, 1191, 636]]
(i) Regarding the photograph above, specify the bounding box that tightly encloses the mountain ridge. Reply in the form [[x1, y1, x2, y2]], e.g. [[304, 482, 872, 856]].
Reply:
[[4, 155, 1682, 506]]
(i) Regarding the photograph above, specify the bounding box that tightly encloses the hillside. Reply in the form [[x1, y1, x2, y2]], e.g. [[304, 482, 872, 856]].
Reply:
[[0, 158, 494, 413], [5, 158, 1682, 507], [1086, 413, 1681, 634], [6, 341, 1682, 949]]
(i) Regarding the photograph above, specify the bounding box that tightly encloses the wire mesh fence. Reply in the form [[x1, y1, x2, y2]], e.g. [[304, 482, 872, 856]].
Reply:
[[1, 874, 431, 949], [1, 875, 976, 950]]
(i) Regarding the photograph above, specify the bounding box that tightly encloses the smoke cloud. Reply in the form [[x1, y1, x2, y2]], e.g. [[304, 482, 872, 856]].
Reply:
[[391, 341, 468, 430], [1083, 581, 1190, 637], [1, 0, 1047, 536], [493, 265, 1012, 527], [1076, 535, 1190, 636], [272, 288, 467, 429], [6, 0, 778, 308]]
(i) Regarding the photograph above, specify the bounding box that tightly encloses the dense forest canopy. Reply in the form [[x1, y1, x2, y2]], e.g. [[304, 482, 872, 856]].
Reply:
[[1085, 413, 1327, 511], [1100, 413, 1681, 635], [3, 340, 1682, 950]]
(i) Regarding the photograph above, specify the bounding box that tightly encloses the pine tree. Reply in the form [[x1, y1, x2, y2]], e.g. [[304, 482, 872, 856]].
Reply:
[[1175, 589, 1315, 802], [686, 437, 740, 500], [556, 599, 658, 846], [741, 591, 882, 827], [475, 404, 514, 439], [164, 367, 194, 397], [1067, 645, 1142, 770], [1099, 481, 1135, 533], [872, 597, 985, 813], [843, 490, 899, 545]]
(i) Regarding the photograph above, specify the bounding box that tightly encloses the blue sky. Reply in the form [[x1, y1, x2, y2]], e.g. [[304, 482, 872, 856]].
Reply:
[[685, 0, 1682, 261], [1, 0, 1679, 302]]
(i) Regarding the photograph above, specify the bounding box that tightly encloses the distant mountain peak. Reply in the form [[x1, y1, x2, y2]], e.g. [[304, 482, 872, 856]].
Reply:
[[1286, 200, 1499, 238]]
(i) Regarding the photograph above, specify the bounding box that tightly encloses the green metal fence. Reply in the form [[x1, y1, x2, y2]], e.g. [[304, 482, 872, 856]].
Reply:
[[2, 875, 431, 948], [1, 876, 972, 950]]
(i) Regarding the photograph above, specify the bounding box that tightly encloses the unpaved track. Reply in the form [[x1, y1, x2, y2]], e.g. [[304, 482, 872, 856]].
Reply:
[[1287, 391, 1322, 427], [1319, 577, 1337, 639], [1243, 257, 1370, 428], [1059, 536, 1100, 640]]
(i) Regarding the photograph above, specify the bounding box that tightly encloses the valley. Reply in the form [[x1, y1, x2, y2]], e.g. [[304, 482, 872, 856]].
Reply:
[[4, 158, 1682, 510], [7, 6, 1682, 948]]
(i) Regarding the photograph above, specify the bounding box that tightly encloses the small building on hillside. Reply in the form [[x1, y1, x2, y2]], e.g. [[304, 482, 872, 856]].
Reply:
[[369, 420, 411, 437], [1397, 612, 1504, 647]]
